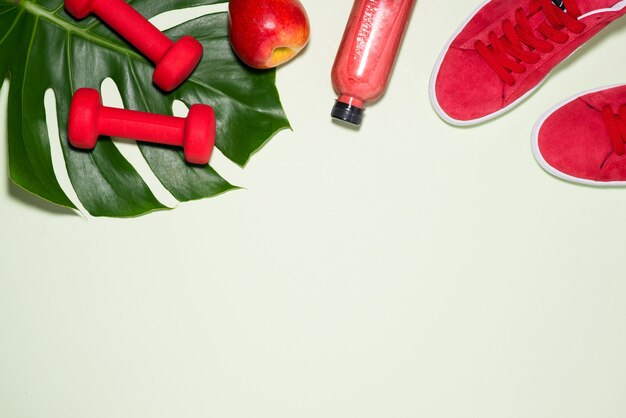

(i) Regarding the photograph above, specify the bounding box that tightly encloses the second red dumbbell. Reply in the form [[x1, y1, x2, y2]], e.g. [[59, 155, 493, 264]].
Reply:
[[68, 88, 215, 165], [65, 0, 203, 92]]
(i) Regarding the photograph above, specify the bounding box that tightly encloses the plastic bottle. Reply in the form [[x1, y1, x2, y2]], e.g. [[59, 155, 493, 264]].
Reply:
[[331, 0, 416, 126]]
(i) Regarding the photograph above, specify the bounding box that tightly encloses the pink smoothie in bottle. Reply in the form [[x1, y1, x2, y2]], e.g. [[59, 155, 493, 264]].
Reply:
[[331, 0, 416, 126]]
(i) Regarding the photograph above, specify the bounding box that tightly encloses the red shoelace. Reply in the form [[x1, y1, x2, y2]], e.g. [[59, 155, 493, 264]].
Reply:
[[603, 105, 626, 155], [475, 0, 586, 85]]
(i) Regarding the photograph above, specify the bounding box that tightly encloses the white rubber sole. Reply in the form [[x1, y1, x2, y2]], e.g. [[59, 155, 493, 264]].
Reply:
[[429, 0, 626, 126], [531, 83, 626, 187]]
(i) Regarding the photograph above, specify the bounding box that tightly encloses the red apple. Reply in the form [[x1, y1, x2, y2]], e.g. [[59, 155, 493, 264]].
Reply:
[[228, 0, 310, 69]]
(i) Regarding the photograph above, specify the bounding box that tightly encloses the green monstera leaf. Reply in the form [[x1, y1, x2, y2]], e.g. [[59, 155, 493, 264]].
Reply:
[[0, 0, 289, 217]]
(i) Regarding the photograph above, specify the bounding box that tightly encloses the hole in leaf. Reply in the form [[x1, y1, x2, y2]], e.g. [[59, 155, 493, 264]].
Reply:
[[100, 78, 179, 209]]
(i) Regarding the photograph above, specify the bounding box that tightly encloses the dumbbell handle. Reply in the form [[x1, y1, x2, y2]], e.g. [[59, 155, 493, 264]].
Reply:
[[92, 0, 172, 63], [99, 107, 186, 146]]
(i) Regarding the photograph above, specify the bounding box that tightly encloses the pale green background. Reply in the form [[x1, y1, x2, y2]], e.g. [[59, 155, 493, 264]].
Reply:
[[1, 1, 625, 417]]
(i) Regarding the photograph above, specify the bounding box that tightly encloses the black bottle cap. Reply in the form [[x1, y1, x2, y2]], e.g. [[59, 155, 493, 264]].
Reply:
[[331, 100, 363, 126]]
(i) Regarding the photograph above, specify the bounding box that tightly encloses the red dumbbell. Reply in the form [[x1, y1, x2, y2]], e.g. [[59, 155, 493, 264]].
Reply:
[[68, 88, 215, 165], [65, 0, 203, 92]]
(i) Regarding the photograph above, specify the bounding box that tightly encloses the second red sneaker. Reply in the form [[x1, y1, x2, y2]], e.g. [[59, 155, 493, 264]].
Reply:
[[430, 0, 626, 125], [532, 84, 626, 186]]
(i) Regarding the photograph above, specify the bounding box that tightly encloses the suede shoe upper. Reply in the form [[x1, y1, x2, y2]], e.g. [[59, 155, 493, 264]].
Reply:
[[533, 84, 626, 184], [431, 0, 626, 124]]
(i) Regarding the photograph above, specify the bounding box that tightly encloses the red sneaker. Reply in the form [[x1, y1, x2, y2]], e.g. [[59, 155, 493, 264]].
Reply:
[[532, 84, 626, 186], [430, 0, 626, 125]]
